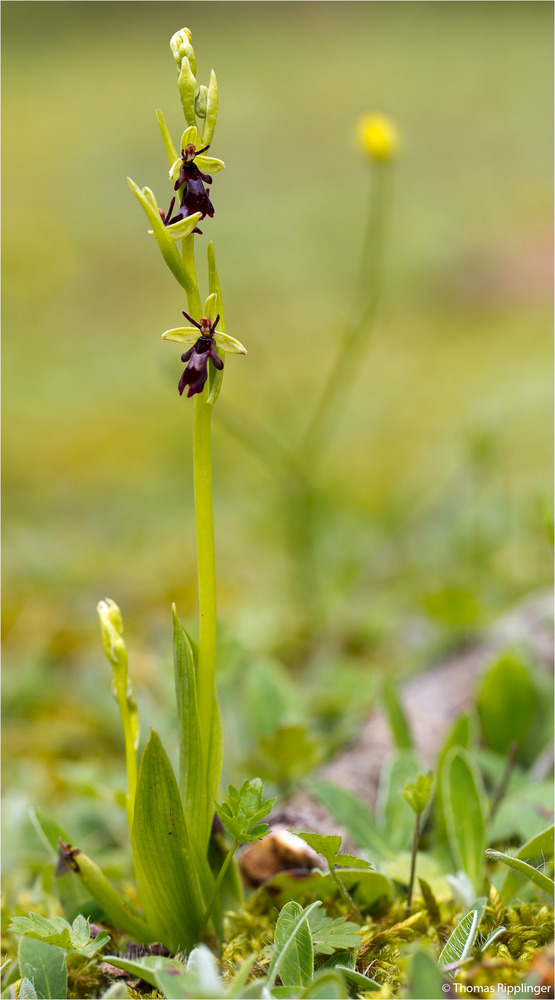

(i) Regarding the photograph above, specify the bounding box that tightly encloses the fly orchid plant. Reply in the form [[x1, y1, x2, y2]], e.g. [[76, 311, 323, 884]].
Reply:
[[52, 28, 272, 955]]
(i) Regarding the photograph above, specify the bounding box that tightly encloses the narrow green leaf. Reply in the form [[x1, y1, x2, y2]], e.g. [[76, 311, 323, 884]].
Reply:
[[499, 825, 554, 903], [438, 900, 485, 971], [376, 750, 421, 851], [433, 708, 477, 841], [104, 955, 185, 992], [381, 677, 413, 749], [486, 849, 554, 899], [408, 947, 445, 999], [131, 730, 205, 952], [127, 178, 194, 294], [172, 606, 207, 849], [266, 901, 321, 989], [18, 938, 67, 1000], [308, 778, 395, 860], [442, 747, 487, 890], [156, 109, 178, 166]]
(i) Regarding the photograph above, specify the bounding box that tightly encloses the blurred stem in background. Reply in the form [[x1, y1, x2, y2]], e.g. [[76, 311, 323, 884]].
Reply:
[[217, 115, 398, 656]]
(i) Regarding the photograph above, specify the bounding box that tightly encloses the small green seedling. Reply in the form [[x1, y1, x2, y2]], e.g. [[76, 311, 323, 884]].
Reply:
[[402, 771, 434, 909]]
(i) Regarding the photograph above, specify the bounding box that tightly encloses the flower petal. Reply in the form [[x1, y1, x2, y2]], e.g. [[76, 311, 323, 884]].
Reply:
[[161, 327, 200, 344], [214, 332, 247, 355]]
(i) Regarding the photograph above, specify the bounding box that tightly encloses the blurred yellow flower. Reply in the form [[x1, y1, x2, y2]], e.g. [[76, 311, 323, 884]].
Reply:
[[356, 113, 399, 161]]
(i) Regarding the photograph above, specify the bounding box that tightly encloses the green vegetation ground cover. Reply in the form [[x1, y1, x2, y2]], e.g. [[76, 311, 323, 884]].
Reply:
[[2, 3, 553, 998]]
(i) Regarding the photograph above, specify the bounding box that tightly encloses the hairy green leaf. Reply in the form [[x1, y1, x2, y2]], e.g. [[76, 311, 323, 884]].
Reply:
[[499, 825, 554, 903], [486, 849, 554, 899], [438, 900, 485, 972], [266, 900, 321, 989]]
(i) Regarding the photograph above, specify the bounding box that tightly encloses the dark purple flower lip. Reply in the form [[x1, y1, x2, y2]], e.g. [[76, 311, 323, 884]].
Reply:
[[178, 312, 224, 398]]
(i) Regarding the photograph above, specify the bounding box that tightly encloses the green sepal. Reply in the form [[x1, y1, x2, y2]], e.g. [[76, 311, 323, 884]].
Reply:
[[156, 110, 178, 167], [215, 332, 247, 355], [127, 178, 194, 294], [156, 214, 204, 243], [161, 327, 200, 345], [403, 772, 434, 815], [131, 730, 206, 951], [202, 70, 219, 146]]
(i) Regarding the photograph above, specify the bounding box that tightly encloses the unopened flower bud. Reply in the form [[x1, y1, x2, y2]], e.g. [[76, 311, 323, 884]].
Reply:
[[170, 27, 196, 75], [356, 113, 399, 161], [97, 599, 127, 679], [195, 85, 208, 119], [177, 57, 198, 128]]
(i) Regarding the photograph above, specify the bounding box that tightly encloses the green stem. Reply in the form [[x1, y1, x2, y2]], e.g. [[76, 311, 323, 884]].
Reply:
[[331, 869, 363, 925], [302, 161, 393, 464], [192, 392, 218, 755], [199, 838, 238, 939], [115, 682, 138, 834], [407, 812, 421, 911]]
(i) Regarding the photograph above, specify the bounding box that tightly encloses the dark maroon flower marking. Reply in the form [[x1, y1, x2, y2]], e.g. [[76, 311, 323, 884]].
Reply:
[[178, 312, 224, 398], [161, 143, 214, 235]]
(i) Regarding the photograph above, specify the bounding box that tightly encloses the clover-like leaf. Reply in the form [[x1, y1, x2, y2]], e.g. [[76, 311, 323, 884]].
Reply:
[[290, 831, 373, 872], [216, 778, 275, 844]]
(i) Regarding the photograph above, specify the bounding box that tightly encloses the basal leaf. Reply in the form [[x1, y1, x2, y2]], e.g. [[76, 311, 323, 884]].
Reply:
[[442, 747, 487, 891], [172, 607, 207, 850], [300, 969, 348, 998], [131, 730, 206, 952], [18, 938, 67, 1000]]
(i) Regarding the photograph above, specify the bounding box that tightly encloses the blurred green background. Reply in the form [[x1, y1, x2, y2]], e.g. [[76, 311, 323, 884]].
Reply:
[[2, 2, 552, 861]]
